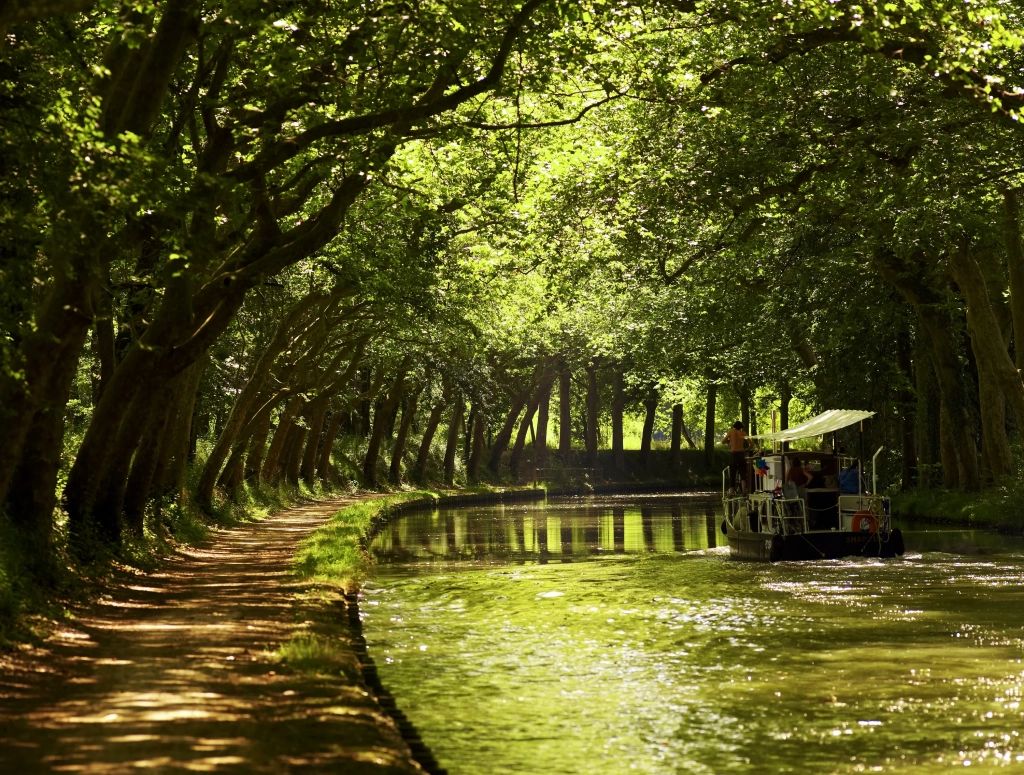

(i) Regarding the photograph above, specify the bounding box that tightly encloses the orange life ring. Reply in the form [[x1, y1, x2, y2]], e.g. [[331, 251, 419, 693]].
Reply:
[[851, 510, 878, 533]]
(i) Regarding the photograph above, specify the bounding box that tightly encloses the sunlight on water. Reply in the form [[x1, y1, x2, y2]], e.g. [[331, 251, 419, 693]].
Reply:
[[363, 495, 1024, 774]]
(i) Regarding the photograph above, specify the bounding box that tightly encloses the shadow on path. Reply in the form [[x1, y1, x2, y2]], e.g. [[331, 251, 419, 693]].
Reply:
[[0, 496, 420, 774]]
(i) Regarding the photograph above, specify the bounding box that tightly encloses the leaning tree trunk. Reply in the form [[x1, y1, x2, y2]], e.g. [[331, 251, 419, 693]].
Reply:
[[1003, 188, 1024, 370], [3, 314, 92, 579], [317, 410, 345, 483], [978, 364, 1012, 481], [363, 359, 411, 487], [468, 411, 486, 482], [63, 278, 246, 540], [195, 299, 317, 511], [922, 308, 980, 491], [90, 379, 172, 546], [261, 397, 303, 482], [300, 402, 329, 485], [612, 370, 625, 474], [220, 438, 248, 495], [895, 327, 919, 490], [510, 370, 554, 479], [671, 404, 683, 471], [221, 389, 285, 492], [244, 412, 273, 484], [276, 424, 302, 486], [509, 389, 541, 480], [414, 395, 448, 483], [640, 387, 658, 471], [163, 359, 205, 498], [389, 387, 421, 485], [558, 364, 572, 462], [488, 384, 532, 475], [950, 247, 1024, 459], [123, 379, 180, 535], [149, 381, 186, 505], [585, 363, 599, 468], [536, 377, 551, 468], [93, 282, 116, 402], [876, 255, 981, 491], [443, 397, 465, 486], [301, 339, 368, 484], [284, 426, 308, 486], [0, 243, 99, 515], [703, 381, 717, 468]]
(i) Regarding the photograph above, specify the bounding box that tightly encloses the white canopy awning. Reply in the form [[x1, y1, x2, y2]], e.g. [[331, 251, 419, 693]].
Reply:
[[748, 409, 875, 443]]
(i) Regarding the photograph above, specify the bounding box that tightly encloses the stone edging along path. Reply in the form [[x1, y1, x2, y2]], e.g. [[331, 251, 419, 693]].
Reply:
[[0, 488, 547, 774]]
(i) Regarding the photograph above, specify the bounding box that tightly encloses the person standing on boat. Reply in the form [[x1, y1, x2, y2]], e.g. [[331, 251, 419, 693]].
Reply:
[[786, 456, 813, 487], [722, 421, 748, 491]]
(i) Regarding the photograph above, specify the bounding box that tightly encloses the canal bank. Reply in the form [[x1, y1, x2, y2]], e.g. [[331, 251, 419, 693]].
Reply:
[[294, 486, 551, 775], [892, 486, 1024, 534], [298, 484, 714, 774]]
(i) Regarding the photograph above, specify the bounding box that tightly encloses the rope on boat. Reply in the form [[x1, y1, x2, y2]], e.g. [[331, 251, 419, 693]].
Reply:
[[797, 532, 827, 559]]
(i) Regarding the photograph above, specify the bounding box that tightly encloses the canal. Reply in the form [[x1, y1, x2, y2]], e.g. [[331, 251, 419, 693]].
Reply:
[[362, 493, 1024, 773]]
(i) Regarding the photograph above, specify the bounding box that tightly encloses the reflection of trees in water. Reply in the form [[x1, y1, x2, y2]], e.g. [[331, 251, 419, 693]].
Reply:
[[642, 507, 655, 551], [672, 504, 685, 552], [371, 497, 724, 563], [705, 504, 718, 549]]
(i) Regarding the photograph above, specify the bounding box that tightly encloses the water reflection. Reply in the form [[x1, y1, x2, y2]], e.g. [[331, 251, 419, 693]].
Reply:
[[363, 496, 1024, 775], [369, 494, 718, 565]]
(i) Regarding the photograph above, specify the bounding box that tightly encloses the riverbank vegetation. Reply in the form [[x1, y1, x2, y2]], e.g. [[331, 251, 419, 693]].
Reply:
[[4, 0, 1024, 633]]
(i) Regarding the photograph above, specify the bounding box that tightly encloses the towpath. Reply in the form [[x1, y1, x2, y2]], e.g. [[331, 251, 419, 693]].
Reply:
[[0, 495, 419, 774]]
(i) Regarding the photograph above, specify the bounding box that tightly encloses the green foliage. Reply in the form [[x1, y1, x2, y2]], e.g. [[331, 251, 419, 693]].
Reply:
[[893, 486, 1024, 530], [294, 493, 439, 587], [9, 0, 1024, 636]]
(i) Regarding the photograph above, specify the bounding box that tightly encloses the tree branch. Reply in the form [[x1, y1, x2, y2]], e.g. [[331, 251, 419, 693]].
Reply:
[[462, 91, 626, 130], [226, 0, 550, 182]]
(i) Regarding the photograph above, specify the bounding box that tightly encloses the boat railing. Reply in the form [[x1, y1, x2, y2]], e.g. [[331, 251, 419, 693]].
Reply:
[[838, 493, 891, 532], [759, 496, 808, 535]]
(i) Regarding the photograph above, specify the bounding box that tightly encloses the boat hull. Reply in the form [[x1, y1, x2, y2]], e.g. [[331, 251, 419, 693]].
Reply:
[[726, 527, 904, 562]]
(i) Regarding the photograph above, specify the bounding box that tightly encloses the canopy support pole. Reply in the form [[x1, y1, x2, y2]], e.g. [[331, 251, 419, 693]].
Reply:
[[858, 421, 865, 496]]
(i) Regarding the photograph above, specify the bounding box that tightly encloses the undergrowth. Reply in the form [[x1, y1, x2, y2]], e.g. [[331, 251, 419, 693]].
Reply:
[[293, 491, 441, 589], [0, 461, 350, 649], [293, 483, 533, 588], [892, 483, 1024, 531]]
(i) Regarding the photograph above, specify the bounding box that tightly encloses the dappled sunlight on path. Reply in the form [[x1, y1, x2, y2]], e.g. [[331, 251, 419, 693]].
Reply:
[[0, 497, 419, 774]]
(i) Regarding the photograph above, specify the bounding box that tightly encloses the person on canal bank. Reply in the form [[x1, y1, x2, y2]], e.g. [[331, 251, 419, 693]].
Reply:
[[722, 421, 748, 492]]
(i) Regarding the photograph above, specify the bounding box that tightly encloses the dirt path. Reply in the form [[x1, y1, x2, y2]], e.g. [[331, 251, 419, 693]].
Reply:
[[0, 495, 420, 774]]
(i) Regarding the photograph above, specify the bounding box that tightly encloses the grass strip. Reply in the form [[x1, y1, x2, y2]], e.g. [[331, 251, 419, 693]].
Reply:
[[293, 491, 441, 590], [892, 486, 1024, 531]]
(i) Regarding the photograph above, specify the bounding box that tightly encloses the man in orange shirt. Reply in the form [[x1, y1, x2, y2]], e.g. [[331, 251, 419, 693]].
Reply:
[[722, 421, 748, 492]]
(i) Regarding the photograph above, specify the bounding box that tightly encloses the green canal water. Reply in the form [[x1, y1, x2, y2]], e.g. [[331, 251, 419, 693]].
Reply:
[[362, 494, 1024, 773]]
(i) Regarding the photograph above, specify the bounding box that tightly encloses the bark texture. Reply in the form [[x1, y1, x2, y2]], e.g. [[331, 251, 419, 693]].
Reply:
[[443, 398, 465, 486]]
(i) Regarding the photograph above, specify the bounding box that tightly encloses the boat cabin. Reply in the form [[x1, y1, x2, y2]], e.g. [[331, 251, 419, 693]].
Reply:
[[723, 410, 891, 539]]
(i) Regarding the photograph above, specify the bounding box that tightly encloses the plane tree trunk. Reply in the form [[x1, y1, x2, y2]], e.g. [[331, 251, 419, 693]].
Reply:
[[640, 387, 658, 472], [443, 397, 465, 486]]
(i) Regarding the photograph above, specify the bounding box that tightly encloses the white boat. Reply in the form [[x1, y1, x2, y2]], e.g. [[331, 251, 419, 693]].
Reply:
[[722, 410, 905, 561]]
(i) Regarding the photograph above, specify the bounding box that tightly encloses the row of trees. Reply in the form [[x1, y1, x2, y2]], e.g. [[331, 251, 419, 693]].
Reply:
[[4, 0, 1024, 584]]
